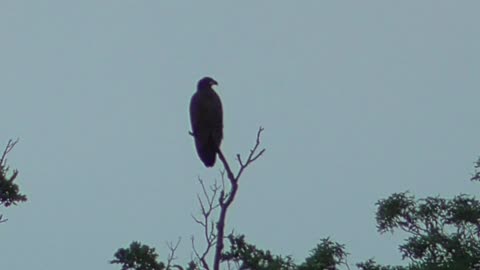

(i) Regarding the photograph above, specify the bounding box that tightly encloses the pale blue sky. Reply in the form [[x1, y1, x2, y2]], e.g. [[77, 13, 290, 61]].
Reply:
[[1, 1, 479, 269]]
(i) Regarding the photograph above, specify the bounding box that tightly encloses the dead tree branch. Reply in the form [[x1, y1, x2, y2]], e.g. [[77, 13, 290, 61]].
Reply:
[[166, 238, 183, 270], [191, 236, 209, 270], [191, 179, 222, 270], [0, 138, 18, 169], [190, 127, 265, 270], [213, 126, 266, 270]]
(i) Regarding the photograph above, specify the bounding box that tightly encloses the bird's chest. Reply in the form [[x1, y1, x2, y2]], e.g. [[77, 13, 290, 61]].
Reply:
[[198, 93, 221, 115]]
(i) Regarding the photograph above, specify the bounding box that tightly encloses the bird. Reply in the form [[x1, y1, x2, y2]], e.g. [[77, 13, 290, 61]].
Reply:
[[189, 77, 223, 167]]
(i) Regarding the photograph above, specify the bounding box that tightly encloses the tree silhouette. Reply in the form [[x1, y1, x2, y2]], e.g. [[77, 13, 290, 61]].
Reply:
[[0, 139, 27, 223], [111, 143, 480, 269], [373, 192, 480, 269], [111, 242, 166, 270], [112, 127, 266, 270], [472, 157, 480, 182]]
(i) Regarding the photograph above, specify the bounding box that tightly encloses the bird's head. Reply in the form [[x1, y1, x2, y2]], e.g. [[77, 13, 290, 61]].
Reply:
[[197, 77, 218, 91]]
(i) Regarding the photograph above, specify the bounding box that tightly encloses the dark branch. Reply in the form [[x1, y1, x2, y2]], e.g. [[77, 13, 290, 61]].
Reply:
[[190, 127, 265, 270], [212, 127, 266, 270], [166, 238, 182, 269], [191, 179, 222, 270], [0, 138, 19, 168], [191, 236, 210, 270]]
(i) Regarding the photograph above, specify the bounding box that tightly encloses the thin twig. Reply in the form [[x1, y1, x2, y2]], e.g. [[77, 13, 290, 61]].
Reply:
[[1, 138, 19, 168], [166, 238, 182, 269], [191, 236, 210, 270], [191, 178, 223, 270]]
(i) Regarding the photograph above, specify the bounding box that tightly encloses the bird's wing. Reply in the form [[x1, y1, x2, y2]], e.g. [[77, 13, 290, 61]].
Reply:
[[189, 92, 201, 135], [209, 91, 223, 144], [211, 91, 223, 127]]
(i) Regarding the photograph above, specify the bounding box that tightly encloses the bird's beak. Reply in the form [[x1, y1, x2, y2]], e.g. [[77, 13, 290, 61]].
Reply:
[[211, 81, 218, 89]]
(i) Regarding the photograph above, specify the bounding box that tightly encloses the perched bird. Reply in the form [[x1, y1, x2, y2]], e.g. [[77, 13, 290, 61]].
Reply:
[[190, 77, 223, 167]]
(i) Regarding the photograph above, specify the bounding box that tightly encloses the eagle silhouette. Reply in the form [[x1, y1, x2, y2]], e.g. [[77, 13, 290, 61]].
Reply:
[[189, 77, 223, 167]]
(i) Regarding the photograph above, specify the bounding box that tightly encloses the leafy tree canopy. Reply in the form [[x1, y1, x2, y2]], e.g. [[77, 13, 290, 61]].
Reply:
[[0, 139, 26, 223]]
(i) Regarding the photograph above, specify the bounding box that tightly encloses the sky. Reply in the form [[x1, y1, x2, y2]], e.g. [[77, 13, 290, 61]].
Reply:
[[1, 1, 479, 269]]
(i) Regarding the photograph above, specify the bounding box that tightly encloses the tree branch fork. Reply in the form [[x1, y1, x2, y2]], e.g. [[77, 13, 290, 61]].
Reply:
[[189, 127, 266, 270]]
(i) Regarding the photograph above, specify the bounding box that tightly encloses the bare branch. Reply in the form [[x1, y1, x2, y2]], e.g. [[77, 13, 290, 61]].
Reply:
[[236, 154, 243, 167], [0, 138, 19, 169], [192, 214, 206, 227], [191, 236, 210, 270], [199, 178, 211, 205], [212, 127, 266, 270], [191, 178, 225, 270], [217, 150, 235, 183], [166, 238, 182, 269], [190, 127, 265, 270], [235, 127, 266, 180]]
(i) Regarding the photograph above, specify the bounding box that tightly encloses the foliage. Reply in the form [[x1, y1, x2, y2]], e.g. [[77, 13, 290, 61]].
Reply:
[[111, 242, 166, 270], [375, 192, 480, 269], [298, 238, 349, 270], [356, 259, 407, 270], [0, 139, 27, 223], [472, 157, 480, 182], [110, 130, 480, 270], [222, 234, 296, 270], [111, 190, 480, 270]]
